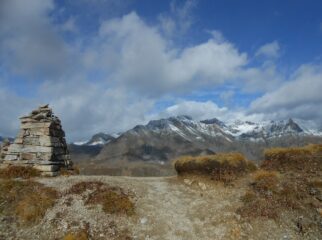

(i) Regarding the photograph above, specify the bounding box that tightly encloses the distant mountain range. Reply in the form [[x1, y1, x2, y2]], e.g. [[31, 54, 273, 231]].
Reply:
[[70, 116, 322, 166], [73, 132, 118, 146], [0, 136, 14, 143]]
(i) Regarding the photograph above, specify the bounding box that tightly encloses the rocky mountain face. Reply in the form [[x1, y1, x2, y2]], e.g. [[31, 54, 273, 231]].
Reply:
[[73, 132, 116, 146], [89, 116, 322, 166]]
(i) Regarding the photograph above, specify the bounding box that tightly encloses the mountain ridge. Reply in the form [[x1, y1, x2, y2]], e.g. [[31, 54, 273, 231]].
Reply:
[[84, 116, 322, 165]]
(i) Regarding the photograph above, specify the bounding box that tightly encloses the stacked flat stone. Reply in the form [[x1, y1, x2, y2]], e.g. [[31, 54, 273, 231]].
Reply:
[[0, 104, 72, 176]]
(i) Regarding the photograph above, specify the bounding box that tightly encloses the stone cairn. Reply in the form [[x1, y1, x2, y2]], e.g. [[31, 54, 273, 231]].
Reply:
[[0, 104, 72, 176]]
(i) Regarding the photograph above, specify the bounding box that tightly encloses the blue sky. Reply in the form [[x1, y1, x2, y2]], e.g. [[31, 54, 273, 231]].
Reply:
[[0, 0, 322, 141]]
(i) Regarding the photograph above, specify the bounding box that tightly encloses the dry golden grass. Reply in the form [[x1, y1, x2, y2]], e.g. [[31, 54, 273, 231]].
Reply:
[[238, 165, 321, 221], [0, 165, 41, 179], [63, 229, 89, 240], [174, 152, 257, 181], [59, 166, 80, 176], [68, 181, 105, 194], [252, 170, 280, 192], [87, 189, 135, 215], [262, 144, 322, 172], [68, 181, 135, 216], [0, 179, 58, 225]]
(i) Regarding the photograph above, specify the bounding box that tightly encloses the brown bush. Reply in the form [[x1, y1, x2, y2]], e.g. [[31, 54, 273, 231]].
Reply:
[[262, 144, 322, 172], [0, 179, 58, 225], [87, 189, 135, 215], [59, 166, 80, 176], [238, 169, 318, 220], [0, 165, 41, 179], [63, 229, 89, 240], [68, 181, 135, 216], [174, 153, 257, 181], [68, 181, 105, 195], [252, 170, 279, 192]]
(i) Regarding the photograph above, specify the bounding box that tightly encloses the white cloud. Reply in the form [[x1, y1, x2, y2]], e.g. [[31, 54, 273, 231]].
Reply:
[[0, 87, 37, 137], [157, 100, 238, 122], [0, 0, 73, 79], [0, 2, 252, 140], [1, 1, 320, 141], [95, 12, 247, 96], [158, 0, 198, 36], [255, 41, 280, 58], [37, 79, 154, 141], [250, 64, 322, 122], [61, 17, 78, 33], [219, 90, 235, 103]]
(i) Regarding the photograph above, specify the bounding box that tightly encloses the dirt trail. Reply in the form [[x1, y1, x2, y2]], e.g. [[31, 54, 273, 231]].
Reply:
[[1, 176, 306, 240], [43, 176, 304, 239]]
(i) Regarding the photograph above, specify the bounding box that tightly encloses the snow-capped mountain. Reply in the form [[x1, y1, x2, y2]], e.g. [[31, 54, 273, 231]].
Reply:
[[73, 132, 119, 146], [224, 118, 319, 141], [92, 116, 322, 164], [126, 116, 321, 142], [129, 115, 233, 143], [68, 116, 322, 164]]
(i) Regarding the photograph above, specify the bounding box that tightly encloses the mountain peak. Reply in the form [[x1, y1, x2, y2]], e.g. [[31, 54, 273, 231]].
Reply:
[[173, 115, 193, 121], [200, 118, 225, 127]]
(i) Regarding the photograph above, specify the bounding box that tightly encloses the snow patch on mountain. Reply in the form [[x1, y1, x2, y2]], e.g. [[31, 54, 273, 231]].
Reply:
[[73, 132, 120, 146], [73, 116, 322, 146]]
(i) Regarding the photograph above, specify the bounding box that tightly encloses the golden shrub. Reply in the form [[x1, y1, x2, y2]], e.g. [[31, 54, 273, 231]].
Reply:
[[262, 144, 322, 172], [68, 181, 135, 216], [0, 179, 58, 225], [253, 170, 279, 192], [174, 152, 256, 181], [0, 165, 40, 179]]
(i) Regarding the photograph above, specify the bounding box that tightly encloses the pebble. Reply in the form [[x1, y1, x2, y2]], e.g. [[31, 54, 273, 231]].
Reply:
[[198, 182, 207, 190], [140, 217, 148, 224]]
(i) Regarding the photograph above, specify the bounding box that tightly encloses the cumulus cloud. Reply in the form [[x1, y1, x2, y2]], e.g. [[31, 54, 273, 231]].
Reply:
[[0, 0, 73, 79], [0, 0, 320, 141], [219, 90, 235, 104], [61, 17, 78, 33], [95, 12, 247, 96], [255, 41, 280, 58], [159, 0, 198, 36], [0, 87, 37, 137], [36, 79, 154, 141], [156, 100, 241, 122], [250, 64, 322, 122]]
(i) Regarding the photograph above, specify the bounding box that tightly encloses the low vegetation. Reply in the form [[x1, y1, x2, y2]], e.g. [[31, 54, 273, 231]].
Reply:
[[63, 228, 89, 240], [59, 165, 80, 176], [68, 181, 135, 216], [174, 153, 257, 182], [0, 179, 58, 225], [238, 144, 322, 235], [0, 165, 41, 179], [238, 169, 319, 219], [262, 144, 322, 172]]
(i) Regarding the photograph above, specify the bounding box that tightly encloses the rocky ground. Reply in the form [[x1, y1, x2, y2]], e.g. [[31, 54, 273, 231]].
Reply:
[[0, 174, 318, 240]]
